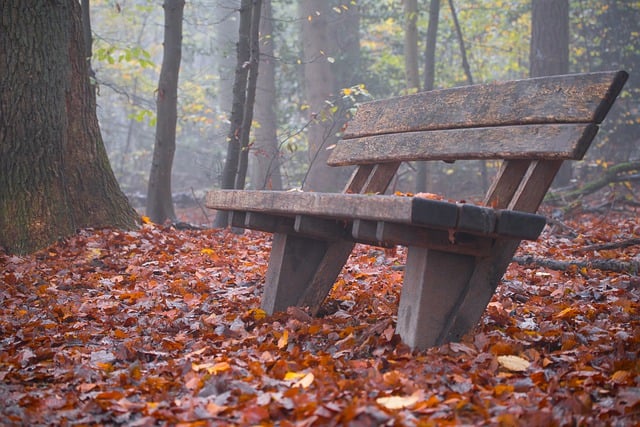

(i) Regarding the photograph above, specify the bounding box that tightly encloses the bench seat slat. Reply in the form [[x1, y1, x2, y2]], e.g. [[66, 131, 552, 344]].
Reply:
[[206, 190, 546, 241], [342, 71, 628, 139], [329, 124, 597, 166]]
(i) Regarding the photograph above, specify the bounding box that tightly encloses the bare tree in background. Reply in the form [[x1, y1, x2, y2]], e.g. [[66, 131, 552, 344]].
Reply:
[[530, 0, 570, 187], [301, 0, 360, 192], [251, 0, 283, 190], [416, 0, 440, 192], [146, 0, 185, 223], [214, 0, 262, 227]]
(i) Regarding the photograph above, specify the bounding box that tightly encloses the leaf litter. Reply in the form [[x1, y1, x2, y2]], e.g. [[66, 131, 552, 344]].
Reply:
[[0, 210, 638, 426]]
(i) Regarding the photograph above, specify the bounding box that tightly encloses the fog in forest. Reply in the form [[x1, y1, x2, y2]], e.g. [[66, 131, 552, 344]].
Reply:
[[89, 0, 639, 207]]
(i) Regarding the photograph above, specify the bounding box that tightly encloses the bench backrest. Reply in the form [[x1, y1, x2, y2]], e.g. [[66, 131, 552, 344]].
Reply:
[[331, 71, 628, 211]]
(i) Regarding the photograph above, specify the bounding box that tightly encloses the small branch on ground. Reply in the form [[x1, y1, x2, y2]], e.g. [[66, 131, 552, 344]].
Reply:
[[575, 238, 640, 253], [513, 255, 639, 274]]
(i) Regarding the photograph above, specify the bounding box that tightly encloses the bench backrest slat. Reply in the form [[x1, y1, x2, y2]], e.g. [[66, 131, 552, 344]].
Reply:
[[341, 71, 628, 140], [329, 123, 597, 166]]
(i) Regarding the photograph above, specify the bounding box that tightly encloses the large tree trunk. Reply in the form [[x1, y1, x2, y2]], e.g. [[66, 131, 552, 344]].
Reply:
[[251, 0, 283, 190], [530, 0, 570, 187], [0, 0, 138, 254], [146, 0, 184, 223]]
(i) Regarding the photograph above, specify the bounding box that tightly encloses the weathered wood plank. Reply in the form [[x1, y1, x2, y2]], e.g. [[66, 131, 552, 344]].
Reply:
[[342, 71, 628, 138], [294, 216, 349, 240], [495, 210, 546, 240], [483, 160, 531, 209], [375, 222, 493, 256], [207, 191, 414, 223], [328, 124, 598, 166], [208, 190, 546, 241]]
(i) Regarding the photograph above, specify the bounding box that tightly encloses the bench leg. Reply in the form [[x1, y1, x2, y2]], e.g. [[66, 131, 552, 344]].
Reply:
[[261, 233, 354, 315], [396, 240, 522, 350], [440, 240, 521, 343], [396, 247, 476, 349]]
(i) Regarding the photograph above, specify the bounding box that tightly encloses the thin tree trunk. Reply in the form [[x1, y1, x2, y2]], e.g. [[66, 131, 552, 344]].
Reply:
[[448, 0, 488, 193], [0, 0, 138, 254], [530, 0, 570, 187], [448, 0, 473, 85], [235, 0, 262, 190], [214, 0, 253, 227], [251, 0, 282, 190], [423, 0, 440, 92], [416, 0, 440, 193], [404, 0, 420, 91], [146, 0, 184, 223]]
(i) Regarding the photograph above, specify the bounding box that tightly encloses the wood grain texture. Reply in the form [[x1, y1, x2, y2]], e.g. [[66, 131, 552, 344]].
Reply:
[[207, 191, 414, 223], [207, 190, 546, 240], [328, 124, 598, 166], [342, 71, 628, 138]]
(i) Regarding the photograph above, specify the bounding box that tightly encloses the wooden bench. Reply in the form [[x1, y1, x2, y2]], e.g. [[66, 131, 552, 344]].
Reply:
[[206, 71, 628, 350]]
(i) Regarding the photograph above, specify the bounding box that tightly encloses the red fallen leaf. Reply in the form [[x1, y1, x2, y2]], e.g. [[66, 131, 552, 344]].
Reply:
[[240, 405, 269, 424]]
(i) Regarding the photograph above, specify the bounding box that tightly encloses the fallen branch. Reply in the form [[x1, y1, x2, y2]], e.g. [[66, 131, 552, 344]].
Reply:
[[545, 161, 640, 203], [575, 238, 640, 253], [513, 255, 639, 274]]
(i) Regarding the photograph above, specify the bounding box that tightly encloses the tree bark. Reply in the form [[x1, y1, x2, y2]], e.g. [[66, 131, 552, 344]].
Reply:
[[513, 255, 639, 275], [404, 0, 420, 92], [214, 0, 253, 227], [0, 0, 138, 254], [235, 0, 262, 190], [530, 0, 570, 187], [251, 0, 283, 190], [300, 0, 342, 192], [416, 0, 441, 193], [146, 0, 184, 223], [300, 0, 360, 192]]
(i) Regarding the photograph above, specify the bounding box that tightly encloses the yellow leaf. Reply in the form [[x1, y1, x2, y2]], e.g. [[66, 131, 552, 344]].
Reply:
[[497, 355, 530, 372], [554, 307, 577, 319], [277, 330, 289, 349], [192, 361, 231, 375], [200, 248, 216, 256], [248, 308, 267, 321], [141, 215, 152, 224], [284, 371, 306, 381], [376, 392, 421, 410]]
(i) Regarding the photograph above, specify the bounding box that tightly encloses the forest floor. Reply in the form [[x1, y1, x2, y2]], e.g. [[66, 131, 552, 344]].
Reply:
[[1, 193, 639, 425]]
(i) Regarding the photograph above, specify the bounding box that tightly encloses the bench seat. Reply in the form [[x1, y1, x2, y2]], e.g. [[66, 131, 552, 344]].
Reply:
[[206, 190, 546, 241]]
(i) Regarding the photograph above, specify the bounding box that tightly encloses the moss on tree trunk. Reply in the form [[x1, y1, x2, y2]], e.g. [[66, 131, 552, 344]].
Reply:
[[0, 0, 138, 254]]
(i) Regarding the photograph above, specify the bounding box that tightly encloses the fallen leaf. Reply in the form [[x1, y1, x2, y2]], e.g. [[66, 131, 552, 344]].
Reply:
[[497, 355, 530, 372], [376, 392, 421, 410]]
